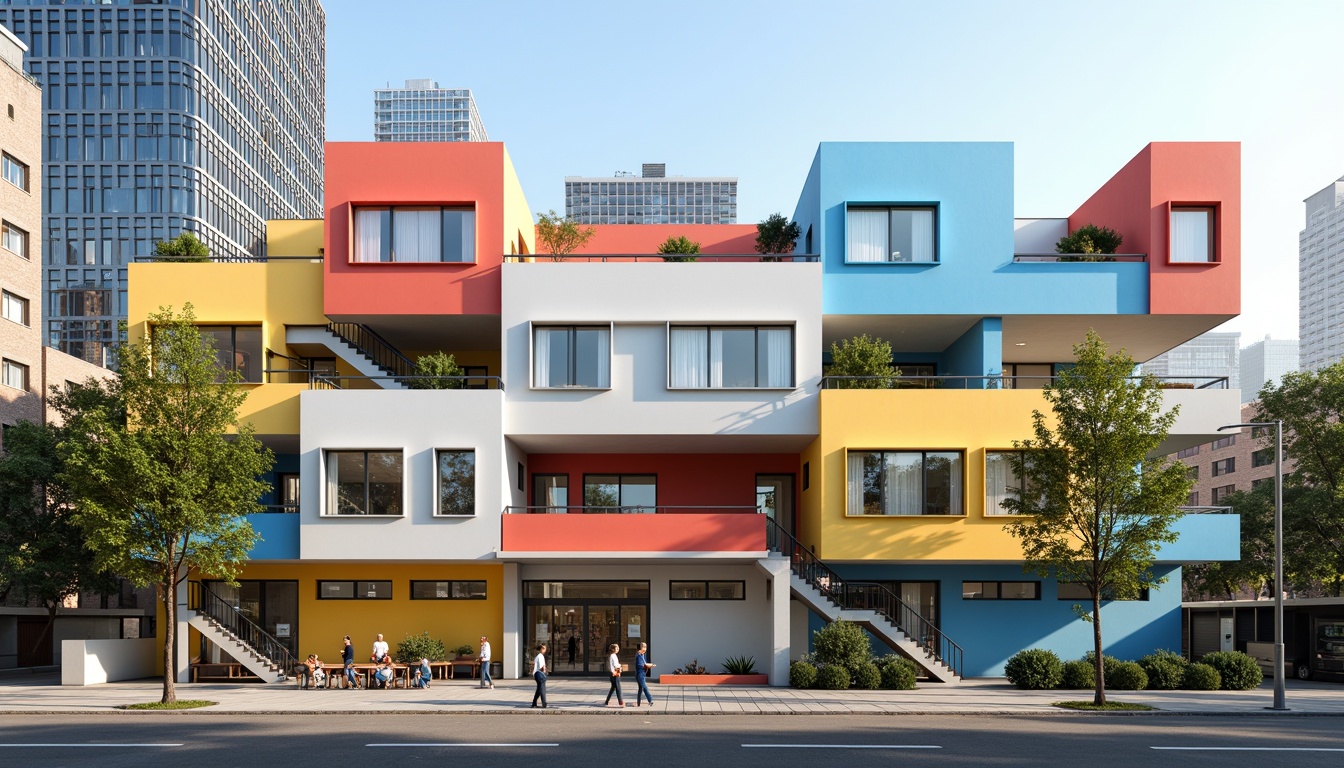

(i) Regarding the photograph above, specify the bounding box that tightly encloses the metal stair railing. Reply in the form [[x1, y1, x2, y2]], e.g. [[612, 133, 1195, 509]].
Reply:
[[188, 581, 296, 677], [766, 518, 962, 679], [327, 322, 416, 379]]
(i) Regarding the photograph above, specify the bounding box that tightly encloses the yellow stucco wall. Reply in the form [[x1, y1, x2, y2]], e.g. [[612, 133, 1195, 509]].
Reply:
[[501, 147, 535, 258], [814, 389, 1056, 562], [266, 219, 324, 257]]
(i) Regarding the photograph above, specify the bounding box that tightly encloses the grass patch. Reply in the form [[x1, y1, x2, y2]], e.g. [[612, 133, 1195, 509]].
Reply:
[[118, 700, 217, 710], [1053, 700, 1155, 712]]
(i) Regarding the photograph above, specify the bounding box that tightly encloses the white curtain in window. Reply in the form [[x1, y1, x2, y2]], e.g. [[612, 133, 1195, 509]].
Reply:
[[394, 209, 440, 262], [354, 209, 384, 262], [847, 210, 886, 262], [593, 328, 610, 388], [670, 328, 707, 387], [533, 328, 552, 387], [847, 452, 865, 515], [910, 209, 935, 262], [709, 329, 725, 387], [985, 452, 1012, 516], [946, 453, 964, 515], [762, 328, 792, 387], [886, 453, 922, 515], [1171, 209, 1210, 263]]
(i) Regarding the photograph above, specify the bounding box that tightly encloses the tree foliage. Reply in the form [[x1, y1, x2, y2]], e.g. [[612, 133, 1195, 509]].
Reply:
[[535, 210, 596, 261], [827, 334, 898, 388], [407, 351, 465, 390], [656, 236, 701, 262], [1055, 224, 1122, 259], [152, 232, 210, 262], [1183, 484, 1275, 600], [1002, 330, 1191, 705], [56, 305, 273, 703], [754, 213, 801, 261]]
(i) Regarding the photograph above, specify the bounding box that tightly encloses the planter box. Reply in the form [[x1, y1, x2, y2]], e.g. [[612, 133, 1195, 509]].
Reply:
[[655, 673, 769, 686]]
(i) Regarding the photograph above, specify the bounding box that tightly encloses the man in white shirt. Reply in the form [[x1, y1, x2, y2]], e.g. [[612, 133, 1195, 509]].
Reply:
[[478, 635, 493, 689], [372, 633, 389, 663]]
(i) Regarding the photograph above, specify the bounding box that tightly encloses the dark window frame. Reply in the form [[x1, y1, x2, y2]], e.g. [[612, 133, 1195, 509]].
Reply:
[[2, 152, 29, 192], [582, 473, 657, 512], [2, 290, 30, 326], [2, 220, 29, 259], [409, 580, 488, 600], [532, 473, 569, 510], [324, 449, 405, 516], [667, 324, 796, 389], [196, 324, 263, 383], [351, 205, 477, 264], [669, 580, 746, 600], [434, 448, 476, 517], [1177, 445, 1201, 459], [1211, 435, 1235, 450], [532, 325, 611, 389], [961, 581, 1040, 600], [2, 358, 30, 391], [1211, 484, 1236, 504], [845, 204, 940, 264], [849, 449, 966, 516], [1057, 583, 1150, 602], [984, 450, 1038, 516], [317, 580, 392, 600], [1212, 457, 1236, 477], [1252, 448, 1273, 468]]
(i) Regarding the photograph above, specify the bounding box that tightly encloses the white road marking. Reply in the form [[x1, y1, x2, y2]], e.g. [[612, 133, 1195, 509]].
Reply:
[[0, 744, 183, 748], [1152, 747, 1344, 752], [367, 743, 559, 748], [742, 744, 941, 749]]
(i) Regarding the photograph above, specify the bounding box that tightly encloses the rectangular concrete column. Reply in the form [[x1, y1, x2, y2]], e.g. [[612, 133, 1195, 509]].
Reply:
[[758, 557, 792, 686], [174, 579, 191, 683], [502, 562, 520, 679]]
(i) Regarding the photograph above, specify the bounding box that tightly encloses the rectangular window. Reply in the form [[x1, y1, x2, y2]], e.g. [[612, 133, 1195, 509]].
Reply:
[[847, 450, 964, 516], [668, 325, 793, 388], [533, 474, 568, 512], [1211, 484, 1235, 504], [410, 580, 487, 600], [669, 580, 745, 600], [533, 326, 610, 388], [1176, 445, 1200, 459], [1187, 466, 1199, 481], [317, 580, 392, 600], [2, 222, 28, 259], [1252, 448, 1273, 468], [435, 449, 475, 516], [962, 581, 1039, 600], [197, 325, 262, 383], [325, 450, 404, 516], [984, 451, 1037, 516], [2, 153, 28, 191], [846, 206, 937, 263], [2, 291, 29, 326], [1171, 206, 1214, 263], [352, 206, 475, 263], [583, 474, 656, 513], [2, 359, 28, 390], [1211, 435, 1235, 450], [1212, 458, 1236, 477], [1058, 583, 1149, 601], [1187, 490, 1199, 506]]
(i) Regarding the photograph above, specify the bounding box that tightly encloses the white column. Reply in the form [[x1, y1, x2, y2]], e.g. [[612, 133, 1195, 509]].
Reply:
[[502, 562, 520, 679], [174, 578, 192, 683], [759, 557, 792, 686]]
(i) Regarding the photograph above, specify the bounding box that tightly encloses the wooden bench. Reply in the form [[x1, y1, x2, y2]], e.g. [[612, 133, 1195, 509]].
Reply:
[[191, 662, 256, 683]]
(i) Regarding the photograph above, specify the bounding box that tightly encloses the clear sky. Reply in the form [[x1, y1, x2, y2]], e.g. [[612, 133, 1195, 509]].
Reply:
[[323, 0, 1343, 346]]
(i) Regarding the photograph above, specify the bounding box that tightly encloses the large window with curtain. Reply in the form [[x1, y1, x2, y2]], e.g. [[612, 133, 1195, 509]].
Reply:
[[668, 325, 793, 388], [846, 206, 937, 263], [352, 206, 475, 263], [984, 451, 1038, 516], [847, 450, 964, 516], [325, 450, 404, 516], [533, 326, 611, 388], [1170, 206, 1214, 263]]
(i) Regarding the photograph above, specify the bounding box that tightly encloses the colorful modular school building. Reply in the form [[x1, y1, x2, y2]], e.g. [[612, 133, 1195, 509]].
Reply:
[[128, 140, 1242, 684]]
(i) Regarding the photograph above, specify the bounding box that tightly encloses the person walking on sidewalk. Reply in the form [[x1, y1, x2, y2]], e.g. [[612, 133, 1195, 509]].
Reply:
[[531, 644, 549, 708], [478, 635, 494, 689], [341, 635, 360, 689], [634, 642, 654, 706], [603, 643, 625, 707]]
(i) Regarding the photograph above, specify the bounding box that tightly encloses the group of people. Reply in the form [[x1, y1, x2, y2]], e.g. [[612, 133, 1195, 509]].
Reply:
[[528, 640, 655, 708]]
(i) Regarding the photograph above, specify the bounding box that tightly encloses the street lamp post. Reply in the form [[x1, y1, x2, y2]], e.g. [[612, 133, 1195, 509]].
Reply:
[[1218, 420, 1286, 711]]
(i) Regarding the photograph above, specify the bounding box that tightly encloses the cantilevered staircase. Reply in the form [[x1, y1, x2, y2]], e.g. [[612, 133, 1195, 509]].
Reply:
[[285, 322, 416, 389], [766, 519, 963, 683], [186, 582, 295, 684]]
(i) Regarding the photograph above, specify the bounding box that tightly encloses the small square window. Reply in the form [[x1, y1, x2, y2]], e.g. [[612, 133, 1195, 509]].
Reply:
[[1170, 207, 1215, 263], [2, 291, 29, 326], [2, 359, 29, 390]]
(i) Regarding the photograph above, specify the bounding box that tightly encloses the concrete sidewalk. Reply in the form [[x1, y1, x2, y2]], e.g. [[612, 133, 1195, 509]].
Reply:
[[1, 675, 1341, 715]]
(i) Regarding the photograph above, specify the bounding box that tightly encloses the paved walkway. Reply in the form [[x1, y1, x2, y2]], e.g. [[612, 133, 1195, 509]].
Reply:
[[1, 675, 1341, 715]]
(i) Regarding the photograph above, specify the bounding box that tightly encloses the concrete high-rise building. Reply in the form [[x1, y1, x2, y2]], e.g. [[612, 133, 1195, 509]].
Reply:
[[1142, 331, 1241, 390], [0, 1, 325, 367], [1240, 336, 1298, 402], [565, 164, 738, 224], [1300, 177, 1344, 371], [373, 80, 487, 143]]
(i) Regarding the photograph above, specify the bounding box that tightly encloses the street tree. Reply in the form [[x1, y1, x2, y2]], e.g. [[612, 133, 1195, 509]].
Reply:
[[1182, 484, 1274, 600], [56, 305, 272, 704], [754, 213, 801, 261], [152, 232, 210, 262], [1002, 330, 1191, 705], [535, 210, 596, 261]]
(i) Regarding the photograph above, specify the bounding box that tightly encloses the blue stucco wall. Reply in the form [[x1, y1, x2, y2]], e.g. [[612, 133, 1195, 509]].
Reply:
[[1158, 513, 1241, 562], [943, 317, 1002, 380], [245, 513, 299, 560]]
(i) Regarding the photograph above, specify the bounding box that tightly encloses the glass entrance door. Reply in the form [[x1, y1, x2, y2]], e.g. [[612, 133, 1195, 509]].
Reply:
[[522, 581, 650, 674], [757, 474, 795, 535]]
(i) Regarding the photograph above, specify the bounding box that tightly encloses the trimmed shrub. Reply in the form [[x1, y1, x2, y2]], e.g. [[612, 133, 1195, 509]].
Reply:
[[851, 661, 882, 690], [876, 655, 919, 676], [812, 620, 872, 680], [1201, 651, 1263, 691], [1060, 660, 1095, 689], [1004, 649, 1063, 690], [1182, 662, 1222, 691], [394, 631, 446, 664], [1082, 651, 1122, 683], [1109, 661, 1149, 691], [789, 660, 818, 689], [816, 664, 851, 691], [880, 660, 917, 690], [1139, 650, 1189, 691]]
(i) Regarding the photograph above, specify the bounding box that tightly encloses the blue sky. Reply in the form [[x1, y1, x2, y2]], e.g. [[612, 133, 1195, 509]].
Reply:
[[323, 0, 1344, 345]]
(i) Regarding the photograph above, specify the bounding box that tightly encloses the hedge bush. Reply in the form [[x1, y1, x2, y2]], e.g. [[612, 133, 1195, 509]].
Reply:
[[393, 631, 446, 664], [1060, 660, 1095, 689], [1201, 651, 1263, 691], [1109, 661, 1149, 691], [880, 660, 917, 690], [1139, 650, 1189, 691], [1004, 649, 1063, 690], [789, 660, 818, 689], [1082, 651, 1122, 683], [852, 661, 882, 690], [812, 620, 872, 681], [816, 664, 851, 690], [1182, 662, 1222, 691]]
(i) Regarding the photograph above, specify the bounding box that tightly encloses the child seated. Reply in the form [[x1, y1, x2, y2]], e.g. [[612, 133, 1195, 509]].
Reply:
[[412, 657, 432, 689]]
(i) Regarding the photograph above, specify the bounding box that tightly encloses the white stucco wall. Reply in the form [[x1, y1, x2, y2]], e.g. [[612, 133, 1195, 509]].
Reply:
[[1154, 387, 1244, 456], [61, 638, 156, 685], [298, 389, 507, 560], [1013, 218, 1069, 254]]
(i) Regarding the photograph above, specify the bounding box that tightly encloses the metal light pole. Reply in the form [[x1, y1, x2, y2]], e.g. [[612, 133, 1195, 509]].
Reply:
[[1218, 420, 1287, 711]]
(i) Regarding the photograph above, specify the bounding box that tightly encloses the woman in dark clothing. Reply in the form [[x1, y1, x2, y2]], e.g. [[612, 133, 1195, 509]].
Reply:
[[567, 634, 578, 667], [634, 642, 654, 706], [341, 635, 359, 689], [531, 644, 549, 708], [603, 643, 625, 707]]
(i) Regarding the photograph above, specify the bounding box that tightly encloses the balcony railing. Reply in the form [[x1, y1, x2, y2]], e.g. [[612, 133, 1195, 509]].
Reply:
[[310, 374, 505, 390], [1013, 253, 1148, 263], [819, 375, 1230, 390], [504, 253, 820, 263], [256, 504, 299, 514], [132, 254, 323, 263], [1178, 505, 1235, 514], [505, 505, 760, 515]]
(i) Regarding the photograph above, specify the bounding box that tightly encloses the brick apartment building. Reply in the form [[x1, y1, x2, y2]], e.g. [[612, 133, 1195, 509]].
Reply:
[[1174, 403, 1294, 506]]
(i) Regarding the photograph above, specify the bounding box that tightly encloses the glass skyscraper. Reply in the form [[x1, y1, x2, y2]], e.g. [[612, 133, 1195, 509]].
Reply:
[[373, 79, 486, 143], [0, 0, 324, 366], [565, 164, 738, 225]]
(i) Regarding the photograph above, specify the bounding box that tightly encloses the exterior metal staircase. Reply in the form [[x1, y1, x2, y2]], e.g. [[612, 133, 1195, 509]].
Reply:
[[285, 323, 415, 389], [766, 519, 963, 683], [186, 582, 294, 684]]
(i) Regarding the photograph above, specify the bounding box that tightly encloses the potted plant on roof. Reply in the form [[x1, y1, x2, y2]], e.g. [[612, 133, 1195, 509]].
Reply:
[[1054, 224, 1122, 262], [657, 235, 701, 262], [754, 213, 801, 262]]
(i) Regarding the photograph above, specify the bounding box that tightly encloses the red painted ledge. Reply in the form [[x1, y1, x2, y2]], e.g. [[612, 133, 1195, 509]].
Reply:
[[654, 674, 769, 686]]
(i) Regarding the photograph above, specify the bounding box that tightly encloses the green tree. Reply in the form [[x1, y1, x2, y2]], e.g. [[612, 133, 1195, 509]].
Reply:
[[56, 305, 273, 704], [1183, 484, 1275, 600], [754, 213, 801, 262], [0, 418, 118, 663], [827, 334, 898, 389], [152, 232, 211, 262], [407, 351, 464, 390], [1055, 224, 1122, 261], [1002, 330, 1190, 705], [656, 236, 701, 262], [535, 210, 597, 261]]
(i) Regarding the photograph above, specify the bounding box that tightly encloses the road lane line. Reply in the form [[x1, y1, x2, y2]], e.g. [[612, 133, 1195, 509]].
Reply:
[[0, 744, 183, 748], [742, 744, 941, 749], [367, 743, 559, 748], [1152, 747, 1344, 752]]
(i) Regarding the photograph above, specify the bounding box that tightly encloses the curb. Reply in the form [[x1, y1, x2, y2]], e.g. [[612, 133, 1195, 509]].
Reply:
[[1, 708, 1340, 717]]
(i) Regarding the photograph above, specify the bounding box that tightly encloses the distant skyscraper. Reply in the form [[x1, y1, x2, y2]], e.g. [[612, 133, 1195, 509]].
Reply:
[[1239, 337, 1298, 402], [565, 164, 738, 224], [1300, 177, 1344, 371], [1142, 331, 1240, 389], [0, 1, 325, 366], [373, 80, 487, 142]]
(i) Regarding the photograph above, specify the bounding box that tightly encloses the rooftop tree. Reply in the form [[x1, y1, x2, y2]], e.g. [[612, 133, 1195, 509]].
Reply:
[[754, 213, 801, 262], [535, 210, 597, 261], [152, 232, 211, 262]]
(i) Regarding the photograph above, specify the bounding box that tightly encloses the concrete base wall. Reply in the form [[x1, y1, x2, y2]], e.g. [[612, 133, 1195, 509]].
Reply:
[[62, 638, 157, 685]]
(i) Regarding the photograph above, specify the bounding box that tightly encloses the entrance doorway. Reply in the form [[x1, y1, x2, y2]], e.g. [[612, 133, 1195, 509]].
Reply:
[[204, 580, 299, 660], [757, 474, 795, 536], [523, 581, 649, 675]]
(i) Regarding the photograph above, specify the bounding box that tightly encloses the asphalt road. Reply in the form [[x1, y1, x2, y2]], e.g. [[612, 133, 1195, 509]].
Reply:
[[1, 714, 1342, 768]]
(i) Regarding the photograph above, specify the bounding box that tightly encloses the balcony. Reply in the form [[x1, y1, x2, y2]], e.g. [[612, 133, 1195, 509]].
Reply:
[[499, 506, 767, 558], [1012, 253, 1147, 263], [1158, 506, 1240, 562], [504, 253, 819, 263]]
